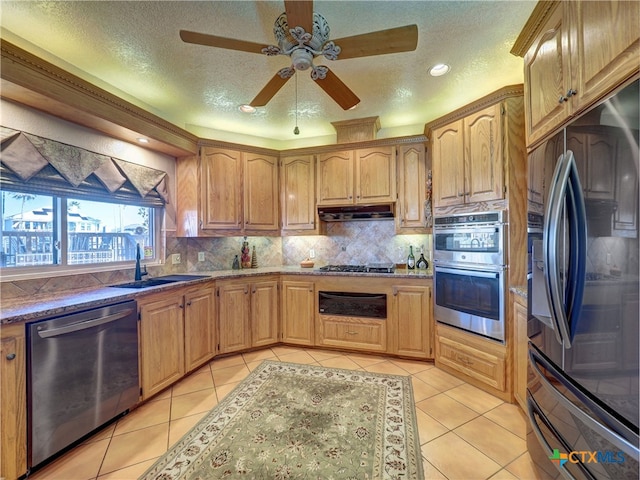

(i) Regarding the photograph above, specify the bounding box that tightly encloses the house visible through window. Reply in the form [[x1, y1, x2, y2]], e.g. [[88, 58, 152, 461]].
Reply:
[[1, 190, 156, 269]]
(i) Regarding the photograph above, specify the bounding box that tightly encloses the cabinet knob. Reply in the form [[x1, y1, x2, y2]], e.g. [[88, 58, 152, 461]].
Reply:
[[179, 304, 184, 309], [186, 301, 192, 306], [566, 88, 577, 98], [244, 287, 249, 294], [392, 287, 398, 296], [6, 353, 16, 361]]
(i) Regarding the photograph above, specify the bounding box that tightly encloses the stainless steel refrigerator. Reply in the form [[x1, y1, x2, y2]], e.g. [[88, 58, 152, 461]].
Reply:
[[527, 78, 639, 479]]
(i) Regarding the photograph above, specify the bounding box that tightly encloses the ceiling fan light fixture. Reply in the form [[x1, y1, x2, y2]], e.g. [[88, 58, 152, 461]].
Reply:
[[429, 63, 450, 77], [239, 104, 256, 113]]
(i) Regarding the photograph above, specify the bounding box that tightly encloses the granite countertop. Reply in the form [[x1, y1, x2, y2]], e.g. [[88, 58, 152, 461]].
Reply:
[[510, 284, 528, 299], [1, 266, 432, 325]]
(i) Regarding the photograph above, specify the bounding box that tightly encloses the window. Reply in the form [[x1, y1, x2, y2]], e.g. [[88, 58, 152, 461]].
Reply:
[[1, 190, 158, 269]]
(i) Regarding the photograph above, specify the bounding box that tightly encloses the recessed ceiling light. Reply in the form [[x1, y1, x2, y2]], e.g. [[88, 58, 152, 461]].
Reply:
[[429, 64, 450, 77], [137, 137, 149, 143], [239, 104, 256, 113]]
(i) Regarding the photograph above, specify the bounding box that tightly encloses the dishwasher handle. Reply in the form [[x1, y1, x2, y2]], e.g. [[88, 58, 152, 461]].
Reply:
[[37, 308, 135, 338]]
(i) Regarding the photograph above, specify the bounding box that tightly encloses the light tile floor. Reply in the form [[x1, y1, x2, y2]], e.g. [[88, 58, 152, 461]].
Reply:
[[29, 346, 551, 480]]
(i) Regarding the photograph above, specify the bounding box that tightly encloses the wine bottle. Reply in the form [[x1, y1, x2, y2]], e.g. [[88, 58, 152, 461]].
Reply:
[[407, 245, 415, 270], [417, 252, 428, 269]]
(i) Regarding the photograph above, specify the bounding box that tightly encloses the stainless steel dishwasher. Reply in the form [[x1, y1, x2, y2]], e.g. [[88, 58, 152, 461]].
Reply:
[[27, 300, 139, 470]]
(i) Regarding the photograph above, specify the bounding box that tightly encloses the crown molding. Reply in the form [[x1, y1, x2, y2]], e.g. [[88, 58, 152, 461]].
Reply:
[[1, 40, 198, 157]]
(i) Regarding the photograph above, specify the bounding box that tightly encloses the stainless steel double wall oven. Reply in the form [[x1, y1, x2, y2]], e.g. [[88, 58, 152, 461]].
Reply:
[[433, 211, 507, 342]]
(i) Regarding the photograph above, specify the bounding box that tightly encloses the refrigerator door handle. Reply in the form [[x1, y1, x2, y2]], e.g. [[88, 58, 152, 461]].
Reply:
[[530, 346, 640, 459], [527, 394, 591, 480], [544, 153, 571, 345]]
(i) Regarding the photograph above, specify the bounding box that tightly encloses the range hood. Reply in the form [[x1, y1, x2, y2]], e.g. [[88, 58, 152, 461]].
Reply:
[[318, 204, 395, 222]]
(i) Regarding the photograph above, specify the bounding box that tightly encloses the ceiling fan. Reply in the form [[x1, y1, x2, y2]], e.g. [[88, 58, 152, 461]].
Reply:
[[179, 0, 418, 110]]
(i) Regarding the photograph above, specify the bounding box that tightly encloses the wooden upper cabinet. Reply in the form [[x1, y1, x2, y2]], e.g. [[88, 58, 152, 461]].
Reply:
[[280, 154, 317, 232], [317, 146, 395, 205], [568, 1, 640, 113], [432, 120, 464, 207], [516, 0, 639, 147], [189, 146, 279, 235], [464, 104, 504, 204], [522, 3, 569, 147], [201, 147, 243, 231], [355, 146, 396, 204], [396, 142, 427, 232], [317, 150, 355, 205], [244, 152, 279, 231], [432, 104, 503, 207]]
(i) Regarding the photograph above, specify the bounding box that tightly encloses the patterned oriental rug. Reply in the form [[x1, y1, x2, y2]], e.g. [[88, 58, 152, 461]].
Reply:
[[140, 360, 423, 479]]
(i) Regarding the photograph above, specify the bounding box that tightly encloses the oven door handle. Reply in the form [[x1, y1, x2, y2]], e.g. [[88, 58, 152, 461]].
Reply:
[[434, 266, 499, 279], [318, 292, 386, 301], [435, 227, 500, 235]]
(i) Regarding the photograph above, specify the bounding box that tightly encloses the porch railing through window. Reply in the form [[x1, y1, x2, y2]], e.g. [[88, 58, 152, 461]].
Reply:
[[1, 232, 138, 267]]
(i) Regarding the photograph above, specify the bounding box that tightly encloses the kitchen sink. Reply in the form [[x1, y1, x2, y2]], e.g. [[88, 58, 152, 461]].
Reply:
[[110, 274, 210, 289]]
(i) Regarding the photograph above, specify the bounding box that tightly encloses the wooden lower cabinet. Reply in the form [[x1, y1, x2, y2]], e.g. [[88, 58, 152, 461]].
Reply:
[[1, 323, 27, 480], [218, 276, 279, 354], [184, 285, 217, 372], [435, 323, 509, 401], [139, 282, 216, 400], [250, 279, 279, 348], [512, 294, 528, 410], [317, 314, 387, 352], [390, 283, 432, 358], [281, 277, 315, 345]]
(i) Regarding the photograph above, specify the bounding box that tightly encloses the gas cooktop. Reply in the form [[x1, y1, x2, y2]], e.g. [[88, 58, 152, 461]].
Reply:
[[319, 263, 395, 273]]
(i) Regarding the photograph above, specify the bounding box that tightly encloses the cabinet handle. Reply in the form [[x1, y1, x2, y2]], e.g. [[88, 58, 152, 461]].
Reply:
[[179, 304, 184, 309], [199, 220, 203, 227], [6, 353, 16, 360], [244, 287, 249, 294], [558, 89, 577, 103], [392, 287, 398, 296], [252, 287, 256, 294], [186, 301, 192, 306], [346, 331, 358, 335]]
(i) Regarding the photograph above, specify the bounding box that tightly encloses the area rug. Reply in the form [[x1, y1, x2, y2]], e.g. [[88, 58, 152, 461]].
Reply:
[[139, 360, 423, 479]]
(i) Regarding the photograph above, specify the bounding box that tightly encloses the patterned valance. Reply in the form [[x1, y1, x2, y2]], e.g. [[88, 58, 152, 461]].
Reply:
[[0, 127, 173, 215]]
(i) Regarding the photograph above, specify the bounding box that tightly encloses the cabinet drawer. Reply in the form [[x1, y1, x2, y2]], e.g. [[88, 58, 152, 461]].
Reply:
[[436, 333, 505, 391], [317, 315, 387, 352]]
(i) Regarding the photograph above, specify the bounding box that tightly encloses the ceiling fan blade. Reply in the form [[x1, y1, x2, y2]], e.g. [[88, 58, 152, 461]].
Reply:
[[313, 67, 360, 110], [331, 25, 418, 60], [180, 30, 269, 54], [284, 0, 314, 34], [250, 72, 292, 107]]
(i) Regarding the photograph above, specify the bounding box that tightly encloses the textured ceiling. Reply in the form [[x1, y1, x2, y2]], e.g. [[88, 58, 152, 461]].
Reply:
[[0, 1, 536, 149]]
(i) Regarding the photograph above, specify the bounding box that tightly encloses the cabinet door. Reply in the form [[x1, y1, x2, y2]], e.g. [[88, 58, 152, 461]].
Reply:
[[184, 285, 216, 373], [396, 143, 426, 231], [200, 147, 243, 231], [392, 284, 432, 358], [569, 1, 640, 113], [567, 132, 616, 199], [281, 155, 317, 232], [614, 139, 638, 235], [244, 153, 279, 231], [139, 295, 185, 399], [1, 326, 26, 480], [432, 120, 465, 207], [513, 299, 528, 411], [523, 3, 570, 146], [251, 279, 279, 347], [317, 150, 354, 205], [218, 282, 251, 354], [355, 146, 396, 204], [464, 104, 504, 204], [281, 280, 315, 345]]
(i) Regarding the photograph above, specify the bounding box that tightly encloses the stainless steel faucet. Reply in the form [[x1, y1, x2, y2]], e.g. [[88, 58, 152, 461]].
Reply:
[[134, 243, 148, 281]]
